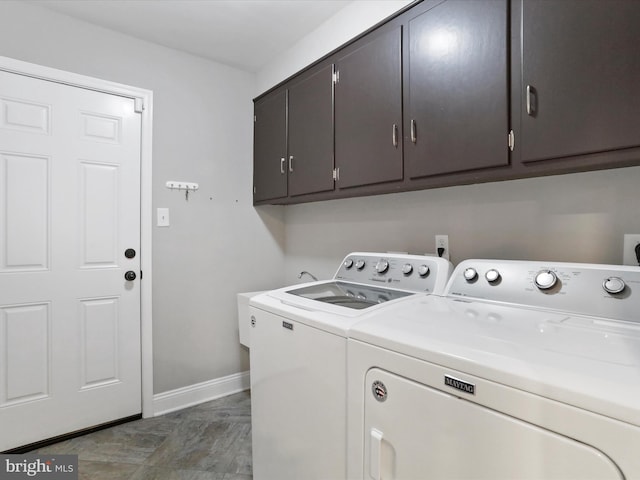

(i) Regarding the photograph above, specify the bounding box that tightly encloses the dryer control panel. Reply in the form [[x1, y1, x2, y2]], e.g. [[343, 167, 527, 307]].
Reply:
[[334, 252, 453, 295], [447, 259, 640, 323]]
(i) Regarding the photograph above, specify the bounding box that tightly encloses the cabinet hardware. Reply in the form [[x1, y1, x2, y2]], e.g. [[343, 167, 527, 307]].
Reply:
[[289, 155, 294, 173], [410, 119, 417, 143], [392, 124, 398, 147], [333, 167, 340, 181], [526, 85, 533, 115], [333, 69, 340, 84], [280, 157, 286, 174], [508, 130, 515, 151]]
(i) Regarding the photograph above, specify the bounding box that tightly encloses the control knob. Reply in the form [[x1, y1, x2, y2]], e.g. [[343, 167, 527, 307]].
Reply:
[[603, 276, 626, 294], [534, 270, 557, 290], [375, 260, 389, 274], [463, 267, 478, 282], [417, 265, 430, 277], [344, 259, 354, 269], [485, 269, 501, 283], [402, 263, 413, 275], [355, 260, 366, 270]]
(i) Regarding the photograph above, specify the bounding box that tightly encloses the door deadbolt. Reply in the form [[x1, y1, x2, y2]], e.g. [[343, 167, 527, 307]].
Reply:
[[124, 271, 137, 281], [125, 248, 136, 259]]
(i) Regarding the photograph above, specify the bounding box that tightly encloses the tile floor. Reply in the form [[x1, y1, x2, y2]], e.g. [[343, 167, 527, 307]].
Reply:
[[32, 391, 252, 480]]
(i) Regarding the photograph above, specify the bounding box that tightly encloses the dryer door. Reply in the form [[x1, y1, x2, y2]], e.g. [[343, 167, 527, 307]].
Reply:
[[364, 368, 623, 480]]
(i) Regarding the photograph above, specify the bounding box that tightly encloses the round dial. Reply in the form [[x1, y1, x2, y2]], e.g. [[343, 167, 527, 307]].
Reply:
[[417, 265, 430, 277], [402, 263, 413, 275], [603, 276, 626, 294], [534, 270, 557, 290], [485, 269, 501, 283], [463, 267, 478, 282], [375, 260, 389, 274], [344, 259, 354, 269], [355, 259, 366, 270]]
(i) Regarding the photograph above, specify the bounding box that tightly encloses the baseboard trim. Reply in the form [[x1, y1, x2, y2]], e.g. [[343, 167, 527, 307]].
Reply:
[[153, 371, 250, 416]]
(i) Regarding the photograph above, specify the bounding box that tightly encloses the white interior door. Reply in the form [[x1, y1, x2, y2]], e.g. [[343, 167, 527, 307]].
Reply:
[[0, 70, 142, 451]]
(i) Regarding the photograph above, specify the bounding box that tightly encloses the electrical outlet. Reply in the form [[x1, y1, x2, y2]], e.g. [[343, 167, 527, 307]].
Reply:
[[435, 235, 449, 261], [623, 234, 640, 266]]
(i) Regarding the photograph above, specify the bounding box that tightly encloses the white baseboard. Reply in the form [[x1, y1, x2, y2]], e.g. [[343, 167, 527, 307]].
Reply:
[[152, 371, 250, 416]]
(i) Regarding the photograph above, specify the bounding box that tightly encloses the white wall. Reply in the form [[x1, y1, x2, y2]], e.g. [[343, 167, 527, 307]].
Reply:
[[256, 0, 413, 94], [0, 1, 286, 394], [255, 1, 640, 285]]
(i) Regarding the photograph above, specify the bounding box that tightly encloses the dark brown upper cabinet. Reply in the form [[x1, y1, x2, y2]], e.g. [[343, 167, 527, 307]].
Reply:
[[253, 64, 334, 203], [254, 0, 640, 205], [405, 0, 509, 179], [253, 88, 287, 203], [517, 0, 640, 164], [287, 64, 335, 197], [334, 24, 403, 189]]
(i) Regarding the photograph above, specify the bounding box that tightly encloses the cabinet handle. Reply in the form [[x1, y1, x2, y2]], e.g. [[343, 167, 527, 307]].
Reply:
[[280, 157, 286, 174], [289, 155, 294, 173], [526, 85, 533, 116], [410, 119, 417, 144], [392, 124, 398, 147]]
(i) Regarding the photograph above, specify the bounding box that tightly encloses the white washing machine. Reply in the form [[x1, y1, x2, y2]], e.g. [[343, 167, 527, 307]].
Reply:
[[249, 252, 453, 480], [347, 259, 640, 479]]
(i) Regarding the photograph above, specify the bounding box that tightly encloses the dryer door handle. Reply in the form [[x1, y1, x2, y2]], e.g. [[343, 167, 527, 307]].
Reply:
[[370, 428, 384, 480]]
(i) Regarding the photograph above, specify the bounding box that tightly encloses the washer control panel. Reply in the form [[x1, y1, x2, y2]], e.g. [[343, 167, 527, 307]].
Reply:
[[334, 252, 453, 295], [447, 259, 640, 323]]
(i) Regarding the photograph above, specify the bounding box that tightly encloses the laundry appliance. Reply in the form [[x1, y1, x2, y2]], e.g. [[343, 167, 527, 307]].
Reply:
[[249, 252, 453, 480], [347, 259, 640, 479]]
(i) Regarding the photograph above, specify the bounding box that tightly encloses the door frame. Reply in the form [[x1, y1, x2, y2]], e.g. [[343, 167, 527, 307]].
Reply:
[[0, 55, 154, 418]]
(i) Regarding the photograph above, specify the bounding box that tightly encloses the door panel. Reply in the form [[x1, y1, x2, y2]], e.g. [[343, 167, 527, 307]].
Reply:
[[253, 89, 287, 202], [335, 26, 403, 189], [520, 0, 640, 162], [364, 368, 623, 479], [0, 70, 141, 451], [406, 0, 509, 178], [2, 153, 49, 270], [288, 64, 334, 197]]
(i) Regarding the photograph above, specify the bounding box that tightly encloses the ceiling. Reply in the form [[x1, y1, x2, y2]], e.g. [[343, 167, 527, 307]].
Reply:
[[26, 0, 352, 72]]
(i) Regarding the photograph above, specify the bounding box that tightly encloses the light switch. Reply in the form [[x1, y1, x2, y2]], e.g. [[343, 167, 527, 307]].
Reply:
[[157, 208, 170, 227]]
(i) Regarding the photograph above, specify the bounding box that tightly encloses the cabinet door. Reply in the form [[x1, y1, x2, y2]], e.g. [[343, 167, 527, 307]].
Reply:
[[335, 26, 403, 189], [288, 64, 334, 197], [405, 0, 508, 179], [520, 0, 640, 163], [253, 89, 287, 202]]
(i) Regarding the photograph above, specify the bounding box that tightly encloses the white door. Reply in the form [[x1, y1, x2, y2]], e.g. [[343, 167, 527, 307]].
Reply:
[[0, 70, 142, 451]]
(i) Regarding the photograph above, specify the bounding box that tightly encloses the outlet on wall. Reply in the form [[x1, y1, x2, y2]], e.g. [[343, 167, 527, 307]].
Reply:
[[435, 235, 449, 261], [623, 234, 640, 266]]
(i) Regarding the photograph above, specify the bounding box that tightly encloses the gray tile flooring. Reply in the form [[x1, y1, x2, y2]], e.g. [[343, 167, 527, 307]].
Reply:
[[32, 391, 252, 480]]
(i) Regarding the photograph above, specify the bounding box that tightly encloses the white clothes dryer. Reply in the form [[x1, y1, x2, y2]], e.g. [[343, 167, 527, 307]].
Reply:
[[347, 259, 640, 479], [249, 252, 452, 480]]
